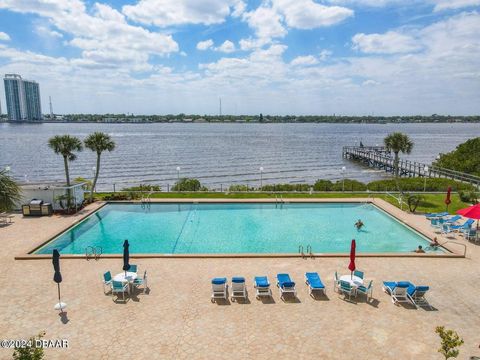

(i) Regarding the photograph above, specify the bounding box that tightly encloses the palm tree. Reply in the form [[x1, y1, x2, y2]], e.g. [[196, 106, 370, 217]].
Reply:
[[48, 135, 83, 187], [84, 132, 115, 202], [384, 132, 414, 178], [0, 169, 21, 212]]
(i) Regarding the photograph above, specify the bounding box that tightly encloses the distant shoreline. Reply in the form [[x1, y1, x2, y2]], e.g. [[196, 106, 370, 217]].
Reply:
[[2, 120, 480, 124]]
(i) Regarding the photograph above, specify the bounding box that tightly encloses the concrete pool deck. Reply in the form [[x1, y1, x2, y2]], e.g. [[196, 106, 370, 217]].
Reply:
[[1, 198, 479, 359]]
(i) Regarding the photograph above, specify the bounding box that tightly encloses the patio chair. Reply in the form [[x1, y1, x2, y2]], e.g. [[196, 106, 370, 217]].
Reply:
[[353, 270, 364, 279], [254, 276, 272, 298], [333, 271, 340, 292], [102, 271, 113, 294], [305, 272, 326, 296], [129, 264, 138, 273], [231, 277, 247, 301], [383, 281, 410, 305], [356, 280, 373, 300], [339, 280, 355, 300], [211, 277, 228, 302], [133, 270, 148, 291], [112, 280, 129, 301], [405, 283, 431, 309], [276, 273, 297, 298]]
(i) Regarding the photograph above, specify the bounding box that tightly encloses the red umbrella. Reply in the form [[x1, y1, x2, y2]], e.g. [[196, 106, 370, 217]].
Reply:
[[348, 239, 356, 278], [457, 203, 480, 230], [445, 186, 452, 211]]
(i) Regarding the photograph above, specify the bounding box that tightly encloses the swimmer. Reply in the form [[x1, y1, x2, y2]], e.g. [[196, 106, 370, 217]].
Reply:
[[355, 219, 364, 231]]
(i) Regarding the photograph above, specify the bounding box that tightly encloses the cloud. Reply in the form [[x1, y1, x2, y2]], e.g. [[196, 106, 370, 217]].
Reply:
[[0, 31, 10, 41], [35, 25, 63, 38], [290, 55, 318, 66], [352, 31, 421, 54], [242, 5, 287, 41], [216, 40, 236, 53], [122, 0, 245, 27], [197, 39, 214, 50], [433, 0, 480, 11]]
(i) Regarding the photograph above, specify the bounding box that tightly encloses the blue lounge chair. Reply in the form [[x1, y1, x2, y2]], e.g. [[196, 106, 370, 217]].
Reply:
[[425, 212, 448, 218], [211, 277, 227, 302], [450, 219, 474, 231], [276, 273, 297, 298], [339, 280, 355, 300], [383, 281, 410, 305], [231, 277, 247, 301], [305, 272, 326, 296], [444, 215, 461, 224], [112, 280, 129, 301], [357, 280, 373, 300], [254, 276, 272, 298], [405, 282, 431, 309], [102, 271, 112, 294]]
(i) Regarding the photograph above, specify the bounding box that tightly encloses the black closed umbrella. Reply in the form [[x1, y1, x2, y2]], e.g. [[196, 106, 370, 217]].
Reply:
[[122, 239, 130, 276], [52, 249, 66, 312]]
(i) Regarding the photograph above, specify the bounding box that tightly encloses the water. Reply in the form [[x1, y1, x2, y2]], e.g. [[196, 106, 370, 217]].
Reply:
[[35, 202, 443, 255], [1, 122, 478, 191]]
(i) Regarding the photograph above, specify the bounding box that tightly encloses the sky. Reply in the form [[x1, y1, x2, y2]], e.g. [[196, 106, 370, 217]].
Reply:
[[0, 0, 479, 116]]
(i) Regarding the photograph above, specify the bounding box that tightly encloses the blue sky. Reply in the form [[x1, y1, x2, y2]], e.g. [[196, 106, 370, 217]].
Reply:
[[0, 0, 479, 115]]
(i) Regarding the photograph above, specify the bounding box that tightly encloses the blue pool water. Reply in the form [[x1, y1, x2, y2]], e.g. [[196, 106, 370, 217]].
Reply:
[[34, 203, 443, 255]]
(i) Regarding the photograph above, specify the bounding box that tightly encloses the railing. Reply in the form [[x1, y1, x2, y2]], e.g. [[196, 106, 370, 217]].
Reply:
[[442, 240, 467, 257], [85, 246, 102, 260]]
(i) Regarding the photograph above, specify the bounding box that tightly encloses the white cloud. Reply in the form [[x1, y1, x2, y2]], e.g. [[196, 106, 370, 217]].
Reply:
[[216, 40, 236, 53], [433, 0, 480, 11], [242, 5, 287, 41], [197, 39, 214, 50], [319, 49, 333, 60], [0, 31, 10, 41], [290, 55, 318, 66], [122, 0, 245, 27], [272, 0, 353, 29], [35, 25, 63, 38], [326, 0, 405, 7], [352, 31, 421, 54]]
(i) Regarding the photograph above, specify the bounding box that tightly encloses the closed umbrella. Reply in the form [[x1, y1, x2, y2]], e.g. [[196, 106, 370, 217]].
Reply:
[[348, 239, 356, 278], [123, 239, 130, 276], [445, 186, 452, 211], [52, 249, 66, 312]]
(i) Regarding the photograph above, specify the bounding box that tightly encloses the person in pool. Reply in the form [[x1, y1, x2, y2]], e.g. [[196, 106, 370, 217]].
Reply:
[[414, 245, 425, 253], [430, 237, 439, 248], [355, 219, 364, 231]]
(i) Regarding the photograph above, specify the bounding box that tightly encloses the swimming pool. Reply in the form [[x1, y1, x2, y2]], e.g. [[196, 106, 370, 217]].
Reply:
[[34, 202, 443, 255]]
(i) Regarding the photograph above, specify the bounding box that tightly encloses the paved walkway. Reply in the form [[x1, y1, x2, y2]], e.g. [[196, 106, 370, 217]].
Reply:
[[0, 199, 479, 359]]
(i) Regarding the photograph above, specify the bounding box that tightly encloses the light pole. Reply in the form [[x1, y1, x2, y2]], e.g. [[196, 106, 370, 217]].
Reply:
[[341, 166, 346, 192], [176, 166, 181, 183], [5, 166, 10, 172], [259, 167, 264, 190], [423, 165, 429, 192]]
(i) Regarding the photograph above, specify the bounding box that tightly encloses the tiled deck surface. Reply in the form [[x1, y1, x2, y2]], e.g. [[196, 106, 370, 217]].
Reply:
[[1, 199, 479, 359]]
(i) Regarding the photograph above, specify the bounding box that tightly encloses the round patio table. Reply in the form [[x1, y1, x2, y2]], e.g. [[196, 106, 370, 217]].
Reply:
[[339, 275, 364, 287], [114, 272, 137, 283]]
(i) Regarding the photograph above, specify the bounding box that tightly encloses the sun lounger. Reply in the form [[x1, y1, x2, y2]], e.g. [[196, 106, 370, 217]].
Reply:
[[404, 282, 431, 309], [450, 219, 474, 231], [444, 215, 461, 224], [425, 212, 448, 218], [305, 272, 326, 296], [383, 281, 410, 305], [254, 276, 272, 298], [231, 277, 247, 301], [276, 273, 297, 298], [211, 277, 228, 302]]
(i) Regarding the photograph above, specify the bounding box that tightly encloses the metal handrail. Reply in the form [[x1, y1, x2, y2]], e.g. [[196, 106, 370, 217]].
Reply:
[[442, 240, 467, 257], [298, 245, 304, 257], [95, 246, 102, 260]]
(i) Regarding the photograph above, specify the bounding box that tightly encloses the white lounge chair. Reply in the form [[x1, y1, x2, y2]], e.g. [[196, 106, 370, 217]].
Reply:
[[211, 277, 227, 302], [276, 273, 297, 298], [231, 277, 247, 301], [254, 276, 272, 298], [383, 281, 410, 305]]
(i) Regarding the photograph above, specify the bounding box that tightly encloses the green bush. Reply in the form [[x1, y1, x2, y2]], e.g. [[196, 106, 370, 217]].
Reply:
[[12, 331, 46, 360], [313, 180, 334, 191], [172, 178, 207, 192], [459, 191, 478, 204], [122, 184, 161, 192], [367, 178, 475, 192], [228, 184, 254, 192], [260, 183, 311, 192], [331, 179, 367, 191], [103, 193, 129, 201]]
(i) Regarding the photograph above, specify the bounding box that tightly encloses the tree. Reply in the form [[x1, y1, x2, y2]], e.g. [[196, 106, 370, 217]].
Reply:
[[12, 331, 46, 360], [84, 132, 115, 202], [435, 326, 464, 359], [434, 137, 480, 176], [171, 178, 206, 192], [48, 135, 83, 187], [384, 132, 414, 178], [0, 169, 21, 212]]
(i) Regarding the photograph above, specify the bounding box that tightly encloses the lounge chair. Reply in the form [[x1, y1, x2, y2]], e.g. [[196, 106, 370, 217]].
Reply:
[[112, 280, 129, 301], [133, 270, 148, 291], [333, 271, 340, 292], [451, 219, 474, 231], [211, 277, 228, 302], [425, 212, 448, 218], [254, 276, 272, 298], [276, 273, 297, 298], [357, 280, 373, 300], [339, 280, 355, 300], [102, 271, 112, 294], [231, 277, 247, 301], [444, 215, 461, 224], [305, 272, 326, 296], [405, 282, 431, 309], [353, 270, 364, 279], [383, 281, 411, 305]]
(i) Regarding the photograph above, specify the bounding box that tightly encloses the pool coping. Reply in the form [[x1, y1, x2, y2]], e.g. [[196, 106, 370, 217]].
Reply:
[[16, 198, 465, 259]]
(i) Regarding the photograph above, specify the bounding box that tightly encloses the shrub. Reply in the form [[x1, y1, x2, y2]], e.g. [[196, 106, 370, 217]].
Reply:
[[122, 184, 161, 192], [260, 183, 311, 192], [12, 331, 46, 360], [435, 326, 464, 359], [228, 184, 254, 192], [103, 193, 128, 201], [331, 179, 367, 191], [313, 180, 334, 191], [459, 191, 478, 204], [171, 178, 207, 192], [367, 178, 475, 192]]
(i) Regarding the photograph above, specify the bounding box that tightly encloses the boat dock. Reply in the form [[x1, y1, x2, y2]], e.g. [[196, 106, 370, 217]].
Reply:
[[343, 146, 480, 188]]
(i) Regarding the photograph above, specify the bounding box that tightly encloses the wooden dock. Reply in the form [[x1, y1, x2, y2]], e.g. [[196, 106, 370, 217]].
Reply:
[[343, 146, 480, 188]]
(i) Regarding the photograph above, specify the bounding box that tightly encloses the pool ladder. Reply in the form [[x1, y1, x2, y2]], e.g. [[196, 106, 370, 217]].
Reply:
[[85, 246, 102, 260], [299, 245, 314, 259], [275, 195, 285, 208]]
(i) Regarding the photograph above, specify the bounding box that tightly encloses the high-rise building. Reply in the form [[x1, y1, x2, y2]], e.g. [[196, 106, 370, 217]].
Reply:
[[3, 74, 42, 121]]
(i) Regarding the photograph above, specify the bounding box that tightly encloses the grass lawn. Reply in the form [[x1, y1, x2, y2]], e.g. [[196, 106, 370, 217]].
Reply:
[[96, 192, 471, 214]]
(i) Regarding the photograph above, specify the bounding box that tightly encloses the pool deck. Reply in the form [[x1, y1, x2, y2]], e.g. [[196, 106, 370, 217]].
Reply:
[[1, 198, 479, 359]]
